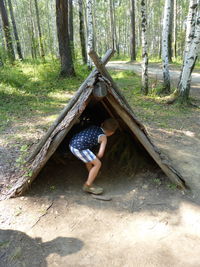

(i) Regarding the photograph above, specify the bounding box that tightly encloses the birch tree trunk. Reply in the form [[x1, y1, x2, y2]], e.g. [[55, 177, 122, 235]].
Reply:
[[183, 0, 198, 62], [56, 0, 75, 77], [7, 0, 23, 60], [175, 8, 200, 103], [68, 0, 74, 58], [0, 0, 15, 62], [130, 0, 136, 61], [141, 0, 148, 95], [161, 0, 172, 93], [34, 0, 45, 59], [86, 0, 93, 69], [78, 0, 87, 64]]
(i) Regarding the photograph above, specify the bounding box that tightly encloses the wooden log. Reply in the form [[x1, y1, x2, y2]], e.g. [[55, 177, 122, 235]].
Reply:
[[107, 94, 185, 189], [7, 89, 94, 198], [28, 49, 115, 162], [88, 50, 185, 189]]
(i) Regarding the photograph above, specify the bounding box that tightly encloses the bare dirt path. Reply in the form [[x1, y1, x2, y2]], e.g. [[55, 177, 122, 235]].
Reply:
[[1, 62, 200, 266]]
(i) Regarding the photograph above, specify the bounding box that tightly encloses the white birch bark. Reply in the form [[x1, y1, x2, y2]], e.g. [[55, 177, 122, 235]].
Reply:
[[86, 0, 93, 68], [184, 0, 198, 58], [162, 0, 172, 92], [178, 15, 200, 101], [141, 0, 148, 94]]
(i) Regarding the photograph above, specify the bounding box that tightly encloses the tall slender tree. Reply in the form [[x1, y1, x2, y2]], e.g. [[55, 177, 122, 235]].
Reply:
[[56, 0, 75, 76], [141, 0, 148, 95], [130, 0, 136, 61], [173, 0, 177, 59], [78, 0, 87, 64], [86, 0, 93, 69], [109, 0, 115, 49], [168, 0, 174, 62], [34, 0, 45, 59], [172, 1, 200, 104], [183, 0, 198, 62], [68, 0, 74, 57], [0, 0, 15, 62], [161, 0, 172, 93], [7, 0, 23, 60]]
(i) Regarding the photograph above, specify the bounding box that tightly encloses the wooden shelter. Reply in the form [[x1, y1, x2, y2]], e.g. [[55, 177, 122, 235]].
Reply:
[[6, 49, 185, 199]]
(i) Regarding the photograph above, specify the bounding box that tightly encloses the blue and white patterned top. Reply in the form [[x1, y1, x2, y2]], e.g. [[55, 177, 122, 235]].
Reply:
[[69, 126, 105, 150]]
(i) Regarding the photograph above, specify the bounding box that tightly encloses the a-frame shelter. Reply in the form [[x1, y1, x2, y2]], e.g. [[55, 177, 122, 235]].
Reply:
[[6, 49, 185, 199]]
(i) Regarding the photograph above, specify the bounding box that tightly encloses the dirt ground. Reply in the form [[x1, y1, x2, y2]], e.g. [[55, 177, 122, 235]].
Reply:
[[1, 63, 200, 266], [1, 157, 200, 267]]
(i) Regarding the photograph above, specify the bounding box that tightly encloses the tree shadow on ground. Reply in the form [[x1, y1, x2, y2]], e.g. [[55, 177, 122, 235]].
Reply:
[[0, 229, 83, 267]]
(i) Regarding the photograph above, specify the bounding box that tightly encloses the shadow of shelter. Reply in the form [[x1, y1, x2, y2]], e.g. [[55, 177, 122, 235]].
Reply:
[[0, 229, 83, 267]]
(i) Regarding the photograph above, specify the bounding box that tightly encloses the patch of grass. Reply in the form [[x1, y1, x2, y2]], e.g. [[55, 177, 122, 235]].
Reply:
[[0, 59, 90, 133], [152, 178, 162, 186], [167, 183, 177, 190], [110, 70, 200, 131]]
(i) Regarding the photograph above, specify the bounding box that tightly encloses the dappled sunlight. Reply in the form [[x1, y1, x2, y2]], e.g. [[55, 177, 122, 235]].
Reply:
[[179, 201, 200, 236]]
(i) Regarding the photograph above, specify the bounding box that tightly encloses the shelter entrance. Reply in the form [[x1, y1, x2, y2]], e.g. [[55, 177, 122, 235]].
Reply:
[[31, 99, 161, 196]]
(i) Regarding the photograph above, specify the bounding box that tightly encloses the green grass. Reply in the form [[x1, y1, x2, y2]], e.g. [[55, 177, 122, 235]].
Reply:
[[0, 59, 90, 132], [1, 60, 199, 142], [110, 69, 199, 130]]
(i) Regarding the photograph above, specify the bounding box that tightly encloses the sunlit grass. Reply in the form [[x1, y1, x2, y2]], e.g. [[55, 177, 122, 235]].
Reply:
[[110, 69, 200, 131], [0, 59, 90, 132]]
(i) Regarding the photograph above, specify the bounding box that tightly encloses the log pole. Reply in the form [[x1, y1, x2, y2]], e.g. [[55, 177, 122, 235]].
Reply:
[[89, 49, 185, 189]]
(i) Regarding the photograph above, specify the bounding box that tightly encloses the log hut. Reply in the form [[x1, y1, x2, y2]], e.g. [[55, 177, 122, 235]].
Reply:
[[5, 49, 185, 199]]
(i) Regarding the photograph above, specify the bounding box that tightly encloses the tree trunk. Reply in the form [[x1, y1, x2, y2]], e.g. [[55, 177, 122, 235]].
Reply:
[[109, 0, 115, 50], [86, 0, 94, 69], [173, 0, 177, 59], [29, 0, 38, 59], [0, 0, 15, 62], [78, 0, 87, 64], [113, 1, 119, 55], [161, 0, 172, 93], [183, 0, 198, 63], [56, 0, 75, 77], [168, 0, 174, 63], [68, 0, 74, 58], [141, 0, 148, 95], [7, 0, 23, 60], [130, 0, 136, 61], [34, 0, 45, 59], [176, 11, 200, 103]]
